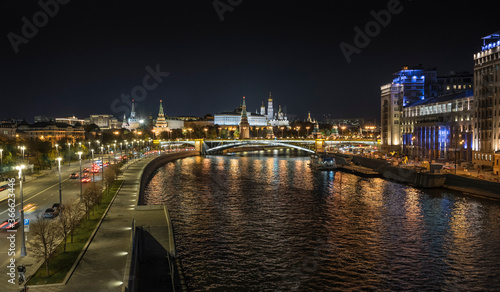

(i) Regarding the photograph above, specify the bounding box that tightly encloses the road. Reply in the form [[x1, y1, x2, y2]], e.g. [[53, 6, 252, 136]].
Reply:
[[0, 158, 102, 289]]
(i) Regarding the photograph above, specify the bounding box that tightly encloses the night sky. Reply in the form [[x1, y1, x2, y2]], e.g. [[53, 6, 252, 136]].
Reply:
[[1, 0, 498, 123]]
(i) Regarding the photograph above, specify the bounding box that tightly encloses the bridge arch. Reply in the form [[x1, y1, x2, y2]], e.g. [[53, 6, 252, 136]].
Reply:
[[205, 140, 315, 154]]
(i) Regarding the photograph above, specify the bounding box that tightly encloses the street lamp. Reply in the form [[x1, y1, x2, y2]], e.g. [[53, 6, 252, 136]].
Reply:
[[306, 126, 310, 138], [204, 128, 208, 138], [91, 149, 95, 182], [55, 144, 59, 154], [67, 143, 71, 166], [0, 149, 3, 180], [16, 165, 27, 257], [296, 127, 300, 138], [77, 152, 83, 201], [56, 157, 63, 207]]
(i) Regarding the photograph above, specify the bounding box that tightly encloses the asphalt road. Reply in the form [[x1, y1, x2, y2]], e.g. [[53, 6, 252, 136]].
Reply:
[[0, 159, 101, 286]]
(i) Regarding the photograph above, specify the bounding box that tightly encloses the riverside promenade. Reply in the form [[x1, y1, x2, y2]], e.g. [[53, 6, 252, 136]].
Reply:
[[25, 151, 198, 292]]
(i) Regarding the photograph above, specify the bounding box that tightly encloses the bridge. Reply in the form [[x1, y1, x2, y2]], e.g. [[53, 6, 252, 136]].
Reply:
[[159, 139, 378, 154]]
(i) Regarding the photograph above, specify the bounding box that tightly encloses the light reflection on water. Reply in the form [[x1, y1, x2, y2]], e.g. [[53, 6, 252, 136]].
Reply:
[[144, 153, 500, 291]]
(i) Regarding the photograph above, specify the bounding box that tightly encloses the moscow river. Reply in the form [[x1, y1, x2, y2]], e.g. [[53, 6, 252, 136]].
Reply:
[[144, 151, 500, 291]]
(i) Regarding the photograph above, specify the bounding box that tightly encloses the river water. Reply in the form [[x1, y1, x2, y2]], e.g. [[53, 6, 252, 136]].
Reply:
[[144, 152, 500, 291]]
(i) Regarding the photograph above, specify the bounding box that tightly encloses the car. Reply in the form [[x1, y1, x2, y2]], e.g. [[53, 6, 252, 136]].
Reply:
[[43, 208, 59, 219], [0, 218, 20, 230], [81, 177, 91, 183], [83, 168, 90, 173], [52, 203, 61, 210], [83, 172, 89, 178], [70, 173, 79, 179]]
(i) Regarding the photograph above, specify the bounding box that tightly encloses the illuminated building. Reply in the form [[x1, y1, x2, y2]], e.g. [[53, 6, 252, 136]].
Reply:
[[401, 90, 474, 161], [16, 122, 85, 144], [472, 32, 500, 167], [55, 116, 85, 126], [267, 92, 273, 121], [381, 66, 439, 152], [122, 100, 141, 130], [85, 115, 121, 129]]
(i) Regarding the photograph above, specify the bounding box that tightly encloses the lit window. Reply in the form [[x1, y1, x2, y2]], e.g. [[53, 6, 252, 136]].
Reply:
[[446, 86, 450, 90], [458, 85, 462, 89], [453, 85, 457, 89]]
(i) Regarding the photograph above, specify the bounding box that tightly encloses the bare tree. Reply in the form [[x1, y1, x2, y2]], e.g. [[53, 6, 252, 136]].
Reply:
[[83, 183, 102, 218], [30, 214, 60, 277], [103, 165, 118, 194], [58, 202, 84, 247]]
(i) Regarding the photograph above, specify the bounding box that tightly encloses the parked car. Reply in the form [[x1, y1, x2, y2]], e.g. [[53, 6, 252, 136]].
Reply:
[[70, 173, 79, 179], [0, 218, 20, 230], [83, 168, 90, 173], [81, 177, 91, 183], [43, 208, 59, 218]]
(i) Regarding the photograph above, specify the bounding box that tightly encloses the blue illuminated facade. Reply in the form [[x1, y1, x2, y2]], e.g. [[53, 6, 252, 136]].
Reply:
[[480, 32, 500, 51], [392, 66, 438, 106]]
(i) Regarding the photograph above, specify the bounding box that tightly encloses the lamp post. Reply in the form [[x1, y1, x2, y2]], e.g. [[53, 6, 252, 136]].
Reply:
[[281, 127, 284, 138], [56, 157, 62, 207], [91, 149, 95, 182], [100, 146, 104, 183], [16, 165, 27, 257], [306, 126, 310, 138], [77, 152, 83, 201], [67, 143, 71, 166], [296, 127, 300, 138], [204, 128, 208, 138], [0, 149, 3, 180], [20, 146, 26, 182], [55, 144, 59, 155]]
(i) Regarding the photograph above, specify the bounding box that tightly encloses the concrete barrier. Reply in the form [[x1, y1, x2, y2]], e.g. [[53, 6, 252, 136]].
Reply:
[[445, 174, 500, 198]]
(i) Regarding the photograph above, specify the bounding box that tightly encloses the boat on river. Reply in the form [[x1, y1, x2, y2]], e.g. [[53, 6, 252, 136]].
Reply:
[[310, 154, 337, 170]]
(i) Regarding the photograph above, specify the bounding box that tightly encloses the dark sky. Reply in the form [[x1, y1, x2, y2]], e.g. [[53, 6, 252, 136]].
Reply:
[[1, 0, 498, 123]]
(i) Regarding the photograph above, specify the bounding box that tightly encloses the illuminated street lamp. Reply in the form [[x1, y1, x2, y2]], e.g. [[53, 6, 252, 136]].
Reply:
[[77, 152, 83, 201], [56, 157, 63, 207], [16, 165, 27, 257], [296, 126, 300, 138], [306, 126, 310, 138], [55, 143, 59, 154], [91, 149, 95, 182], [0, 148, 3, 179], [67, 142, 71, 166], [204, 128, 208, 138]]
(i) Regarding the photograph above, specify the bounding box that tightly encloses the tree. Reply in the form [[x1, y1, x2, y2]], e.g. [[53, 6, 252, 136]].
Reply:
[[30, 215, 60, 277], [103, 165, 118, 194], [82, 183, 102, 218], [58, 202, 83, 247]]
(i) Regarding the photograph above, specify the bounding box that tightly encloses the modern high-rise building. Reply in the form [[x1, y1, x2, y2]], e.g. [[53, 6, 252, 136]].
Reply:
[[472, 32, 500, 167], [381, 83, 403, 151], [381, 66, 439, 151]]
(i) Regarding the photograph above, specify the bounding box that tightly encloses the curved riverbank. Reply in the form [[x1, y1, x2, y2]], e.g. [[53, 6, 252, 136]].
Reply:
[[137, 150, 200, 206]]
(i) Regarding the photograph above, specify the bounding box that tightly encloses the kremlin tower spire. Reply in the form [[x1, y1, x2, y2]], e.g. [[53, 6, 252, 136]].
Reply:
[[267, 92, 274, 121], [239, 96, 250, 139]]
